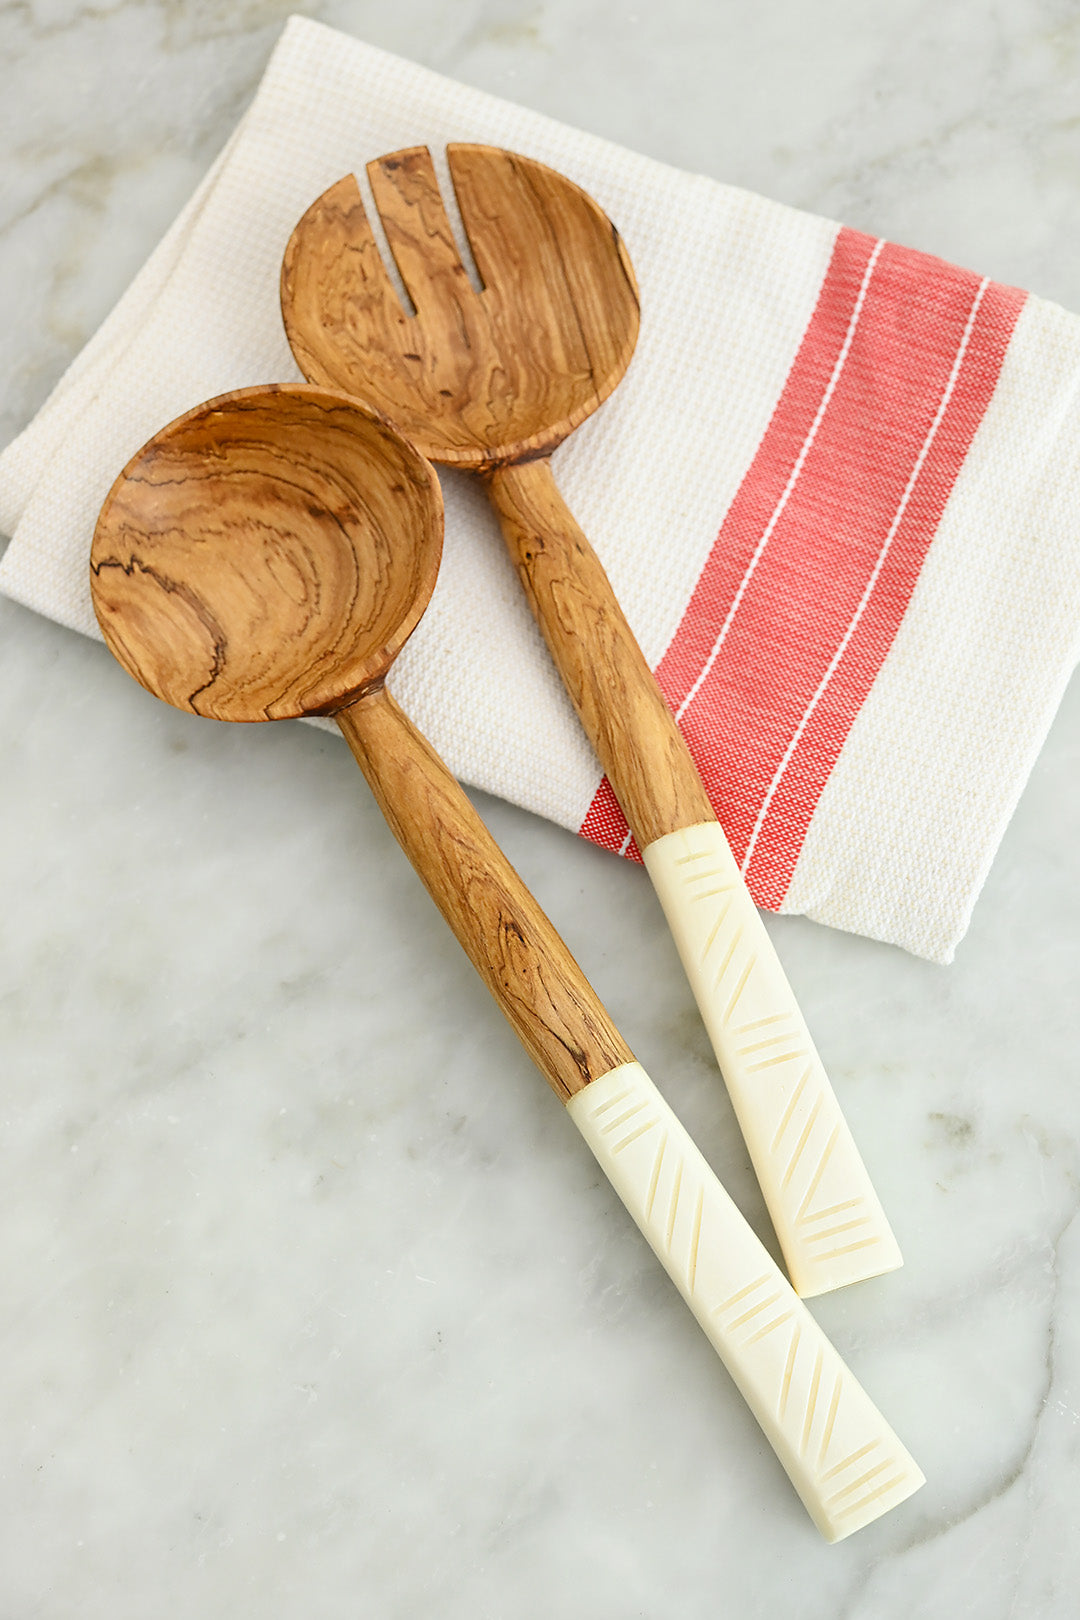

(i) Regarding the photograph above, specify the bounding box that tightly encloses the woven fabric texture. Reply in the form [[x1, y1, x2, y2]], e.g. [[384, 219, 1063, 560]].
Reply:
[[2, 15, 1079, 963]]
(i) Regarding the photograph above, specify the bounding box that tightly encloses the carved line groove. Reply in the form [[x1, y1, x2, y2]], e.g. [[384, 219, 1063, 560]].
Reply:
[[588, 1086, 633, 1120], [812, 1235, 882, 1262], [612, 1116, 659, 1154], [778, 1320, 802, 1420], [795, 1125, 841, 1218], [711, 925, 743, 993], [800, 1346, 824, 1457], [825, 1458, 896, 1506], [745, 1308, 795, 1346], [818, 1370, 843, 1466], [722, 955, 756, 1024], [599, 1099, 649, 1134], [688, 1187, 704, 1297], [716, 1272, 771, 1315], [781, 1094, 824, 1190], [745, 1046, 809, 1073], [799, 1196, 863, 1227], [736, 1031, 800, 1056], [821, 1439, 879, 1482], [736, 1013, 791, 1035], [645, 1131, 667, 1220], [770, 1064, 813, 1153], [836, 1472, 911, 1520], [728, 1289, 784, 1332], [665, 1160, 683, 1251], [700, 898, 734, 964], [805, 1216, 873, 1244]]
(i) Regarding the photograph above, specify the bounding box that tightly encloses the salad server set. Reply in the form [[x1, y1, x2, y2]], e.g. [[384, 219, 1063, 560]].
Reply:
[[90, 144, 923, 1539]]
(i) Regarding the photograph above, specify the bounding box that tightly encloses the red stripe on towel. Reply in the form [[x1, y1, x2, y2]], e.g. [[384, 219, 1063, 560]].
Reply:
[[580, 227, 1025, 905]]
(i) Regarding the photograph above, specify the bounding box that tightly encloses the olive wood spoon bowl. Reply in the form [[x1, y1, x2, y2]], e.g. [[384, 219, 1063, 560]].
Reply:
[[89, 384, 921, 1540], [279, 146, 901, 1297]]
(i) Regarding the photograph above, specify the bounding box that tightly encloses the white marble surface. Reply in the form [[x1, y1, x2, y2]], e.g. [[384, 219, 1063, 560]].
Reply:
[[2, 1, 1080, 1613]]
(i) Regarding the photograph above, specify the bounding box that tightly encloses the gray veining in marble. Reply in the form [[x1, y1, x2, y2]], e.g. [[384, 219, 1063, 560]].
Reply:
[[2, 2, 1080, 1615]]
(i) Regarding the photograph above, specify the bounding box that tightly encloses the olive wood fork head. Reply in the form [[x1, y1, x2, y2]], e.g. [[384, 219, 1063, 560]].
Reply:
[[280, 143, 640, 468]]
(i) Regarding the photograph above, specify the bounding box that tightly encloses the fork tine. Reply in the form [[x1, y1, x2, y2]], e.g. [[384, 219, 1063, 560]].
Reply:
[[281, 174, 408, 388], [447, 143, 641, 410], [367, 147, 473, 314], [444, 144, 531, 297], [448, 143, 602, 305], [447, 144, 639, 355]]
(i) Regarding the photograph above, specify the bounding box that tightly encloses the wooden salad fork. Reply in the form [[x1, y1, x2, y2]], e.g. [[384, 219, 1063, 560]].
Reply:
[[280, 146, 901, 1298], [89, 384, 921, 1539]]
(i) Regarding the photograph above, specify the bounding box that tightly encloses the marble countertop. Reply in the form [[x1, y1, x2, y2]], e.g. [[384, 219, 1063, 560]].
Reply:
[[3, 2, 1080, 1615]]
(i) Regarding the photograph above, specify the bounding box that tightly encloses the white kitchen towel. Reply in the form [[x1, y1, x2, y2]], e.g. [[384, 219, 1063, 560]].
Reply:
[[2, 15, 1080, 964]]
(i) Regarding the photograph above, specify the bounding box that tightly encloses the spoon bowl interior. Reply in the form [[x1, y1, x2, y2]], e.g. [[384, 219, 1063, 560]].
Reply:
[[90, 385, 443, 722]]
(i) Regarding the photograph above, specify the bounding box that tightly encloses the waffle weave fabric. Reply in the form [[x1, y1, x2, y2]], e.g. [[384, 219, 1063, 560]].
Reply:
[[2, 14, 1079, 962]]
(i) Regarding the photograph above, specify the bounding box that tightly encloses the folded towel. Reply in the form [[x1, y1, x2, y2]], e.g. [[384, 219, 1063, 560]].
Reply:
[[3, 14, 1079, 963]]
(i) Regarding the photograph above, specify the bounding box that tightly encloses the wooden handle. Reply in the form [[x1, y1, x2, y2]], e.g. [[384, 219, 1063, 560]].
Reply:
[[486, 458, 902, 1297], [485, 457, 714, 847], [336, 685, 632, 1101], [338, 690, 923, 1535]]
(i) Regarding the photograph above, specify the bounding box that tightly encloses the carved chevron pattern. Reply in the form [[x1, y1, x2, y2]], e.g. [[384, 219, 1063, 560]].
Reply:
[[570, 1064, 923, 1538], [585, 1081, 711, 1304], [643, 823, 902, 1293], [710, 1272, 914, 1522]]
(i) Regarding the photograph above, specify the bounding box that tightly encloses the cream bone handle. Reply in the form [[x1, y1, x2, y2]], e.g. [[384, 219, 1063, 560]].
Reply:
[[338, 688, 922, 1540], [644, 822, 902, 1298], [486, 460, 900, 1296], [570, 1062, 923, 1541]]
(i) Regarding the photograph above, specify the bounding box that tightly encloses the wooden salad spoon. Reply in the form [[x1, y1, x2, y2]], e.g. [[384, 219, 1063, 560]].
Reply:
[[90, 384, 921, 1540], [280, 146, 901, 1298]]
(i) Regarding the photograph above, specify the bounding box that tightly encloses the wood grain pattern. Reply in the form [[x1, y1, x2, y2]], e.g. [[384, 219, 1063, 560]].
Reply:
[[281, 144, 640, 468], [90, 386, 443, 721], [337, 686, 632, 1099], [486, 456, 714, 847], [89, 383, 630, 1101], [278, 156, 897, 1295], [88, 393, 917, 1521], [281, 143, 713, 846]]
